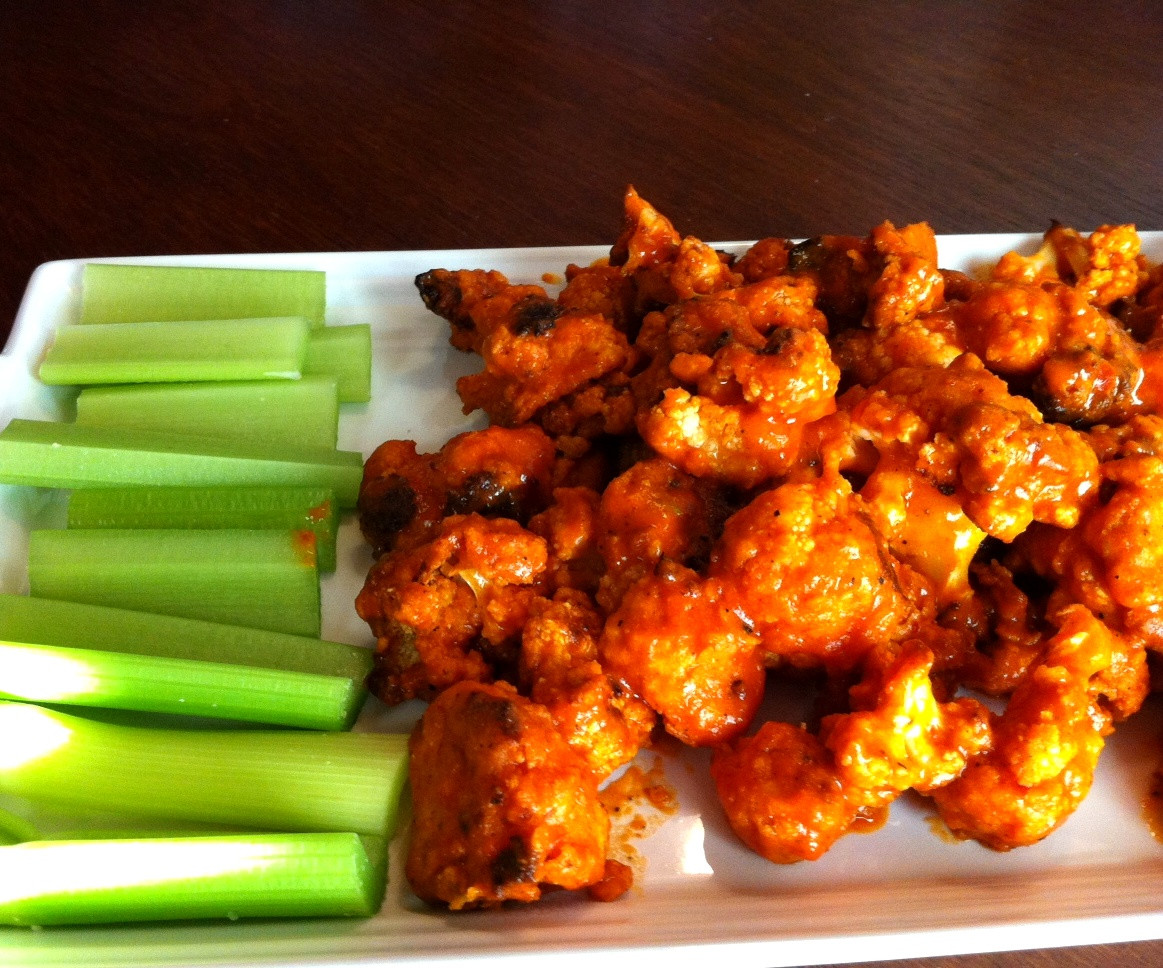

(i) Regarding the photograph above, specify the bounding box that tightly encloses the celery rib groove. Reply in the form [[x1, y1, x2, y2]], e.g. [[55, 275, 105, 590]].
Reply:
[[0, 832, 386, 926], [27, 528, 321, 637], [0, 702, 409, 837]]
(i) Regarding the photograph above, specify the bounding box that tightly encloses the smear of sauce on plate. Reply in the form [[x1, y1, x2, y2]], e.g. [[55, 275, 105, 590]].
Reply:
[[1141, 766, 1163, 843], [924, 812, 962, 844], [849, 803, 890, 835], [596, 757, 679, 894]]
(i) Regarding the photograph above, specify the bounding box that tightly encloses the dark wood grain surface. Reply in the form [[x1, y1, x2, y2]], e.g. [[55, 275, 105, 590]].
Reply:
[[3, 2, 1163, 965]]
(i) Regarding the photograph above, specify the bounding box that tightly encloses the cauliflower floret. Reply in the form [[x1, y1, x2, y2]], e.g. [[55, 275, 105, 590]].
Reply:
[[1015, 424, 1163, 651], [712, 639, 988, 865], [415, 268, 547, 355], [357, 425, 557, 556], [527, 486, 605, 596], [639, 326, 839, 488], [355, 514, 548, 704], [609, 185, 682, 274], [711, 721, 864, 864], [595, 457, 729, 613], [825, 221, 963, 384], [858, 456, 988, 607], [951, 560, 1048, 697], [599, 562, 764, 747], [406, 680, 610, 909], [457, 307, 632, 427], [991, 223, 1143, 309], [520, 590, 655, 779], [733, 237, 791, 283], [845, 353, 1100, 541], [864, 221, 946, 330], [709, 473, 924, 673], [557, 262, 635, 333], [820, 640, 991, 796], [929, 606, 1146, 850]]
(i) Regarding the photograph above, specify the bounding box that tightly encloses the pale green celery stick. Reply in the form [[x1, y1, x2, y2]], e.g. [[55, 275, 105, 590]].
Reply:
[[0, 702, 409, 836], [0, 419, 363, 507], [39, 318, 311, 385], [0, 806, 39, 845], [0, 832, 386, 926], [75, 377, 340, 449], [67, 485, 339, 571], [80, 263, 326, 328], [28, 528, 321, 637], [0, 639, 365, 730], [303, 324, 372, 403], [0, 595, 372, 683]]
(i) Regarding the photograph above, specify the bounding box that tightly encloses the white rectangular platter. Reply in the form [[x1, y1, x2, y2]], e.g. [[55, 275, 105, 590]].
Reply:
[[2, 234, 1163, 968]]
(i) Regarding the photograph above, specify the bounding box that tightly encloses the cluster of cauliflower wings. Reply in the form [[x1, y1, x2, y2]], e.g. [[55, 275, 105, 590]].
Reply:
[[356, 188, 1163, 909]]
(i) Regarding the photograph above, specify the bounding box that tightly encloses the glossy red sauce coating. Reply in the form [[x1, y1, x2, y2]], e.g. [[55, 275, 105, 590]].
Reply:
[[357, 189, 1163, 906]]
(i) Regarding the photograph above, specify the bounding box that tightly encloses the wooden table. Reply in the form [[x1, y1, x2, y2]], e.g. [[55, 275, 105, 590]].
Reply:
[[2, 3, 1162, 967]]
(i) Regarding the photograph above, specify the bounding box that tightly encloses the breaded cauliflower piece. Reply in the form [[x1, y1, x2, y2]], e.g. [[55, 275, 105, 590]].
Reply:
[[711, 721, 863, 864], [415, 263, 633, 430], [956, 279, 1146, 426], [845, 353, 1100, 541], [595, 457, 729, 613], [520, 590, 656, 779], [858, 455, 988, 607], [639, 326, 839, 488], [357, 425, 557, 556], [820, 640, 991, 796], [527, 486, 605, 596], [712, 640, 988, 865], [415, 268, 546, 354], [864, 221, 947, 330], [823, 221, 964, 384], [609, 185, 682, 274], [599, 562, 764, 747], [457, 307, 632, 427], [950, 560, 1048, 697], [929, 606, 1146, 850], [1015, 418, 1163, 651], [406, 680, 609, 909], [355, 514, 548, 704], [992, 223, 1143, 309], [709, 473, 924, 673]]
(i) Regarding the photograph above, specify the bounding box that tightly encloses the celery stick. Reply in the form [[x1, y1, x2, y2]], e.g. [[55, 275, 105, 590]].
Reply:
[[39, 318, 311, 385], [80, 263, 326, 328], [0, 640, 365, 730], [0, 419, 363, 507], [0, 832, 386, 926], [68, 485, 339, 571], [0, 806, 39, 845], [303, 324, 372, 403], [0, 703, 409, 836], [75, 377, 340, 450], [28, 529, 321, 637], [0, 595, 372, 683]]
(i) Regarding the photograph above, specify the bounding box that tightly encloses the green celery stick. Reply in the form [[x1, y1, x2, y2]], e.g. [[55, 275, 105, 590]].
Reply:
[[0, 639, 365, 730], [0, 595, 371, 683], [0, 419, 363, 507], [80, 263, 326, 328], [0, 806, 39, 845], [68, 485, 339, 571], [28, 529, 321, 637], [39, 318, 311, 385], [75, 377, 340, 450], [303, 324, 372, 403], [0, 702, 408, 836], [0, 833, 386, 926]]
